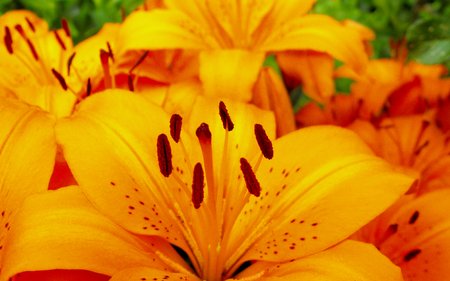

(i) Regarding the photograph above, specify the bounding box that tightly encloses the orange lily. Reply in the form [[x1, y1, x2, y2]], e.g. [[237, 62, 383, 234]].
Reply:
[[336, 58, 450, 120], [0, 97, 56, 268], [116, 0, 368, 102], [348, 115, 450, 194], [9, 90, 412, 280], [354, 188, 450, 281]]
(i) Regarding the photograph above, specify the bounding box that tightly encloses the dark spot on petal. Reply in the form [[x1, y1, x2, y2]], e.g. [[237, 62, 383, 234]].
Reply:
[[409, 211, 419, 224], [404, 249, 421, 261]]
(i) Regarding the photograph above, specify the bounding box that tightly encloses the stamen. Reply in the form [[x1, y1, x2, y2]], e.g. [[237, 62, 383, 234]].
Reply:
[[127, 74, 134, 92], [61, 18, 71, 37], [100, 49, 112, 89], [86, 78, 92, 97], [196, 123, 212, 141], [219, 101, 234, 131], [26, 39, 39, 61], [51, 68, 67, 91], [254, 124, 273, 160], [106, 42, 115, 63], [14, 24, 25, 38], [54, 30, 66, 50], [25, 17, 36, 32], [196, 123, 216, 207], [170, 114, 182, 143], [67, 52, 76, 75], [240, 158, 261, 197], [121, 6, 126, 22], [192, 163, 205, 209], [157, 134, 173, 177], [130, 50, 149, 73], [4, 26, 13, 54], [376, 223, 398, 248]]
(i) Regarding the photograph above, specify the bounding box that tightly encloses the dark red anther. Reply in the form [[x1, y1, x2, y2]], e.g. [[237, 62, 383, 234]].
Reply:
[[4, 26, 13, 54], [127, 74, 134, 92], [219, 101, 234, 131], [86, 78, 92, 97], [67, 52, 76, 75], [130, 50, 149, 73], [404, 249, 421, 262], [14, 24, 25, 38], [192, 162, 204, 209], [157, 134, 173, 177], [196, 123, 212, 140], [170, 114, 182, 143], [51, 68, 67, 91], [61, 18, 70, 37], [254, 124, 273, 160], [26, 39, 39, 61], [54, 30, 66, 50], [106, 42, 115, 63], [25, 17, 35, 32], [240, 158, 261, 197]]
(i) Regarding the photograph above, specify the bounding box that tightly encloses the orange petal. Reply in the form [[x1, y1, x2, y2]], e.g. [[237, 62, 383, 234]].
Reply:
[[55, 89, 199, 270], [277, 50, 335, 103], [1, 186, 179, 280], [0, 97, 56, 264], [0, 10, 49, 39], [199, 49, 265, 102], [117, 9, 214, 55], [379, 189, 450, 281], [259, 15, 368, 73], [226, 126, 413, 267], [234, 240, 403, 281], [252, 66, 295, 136]]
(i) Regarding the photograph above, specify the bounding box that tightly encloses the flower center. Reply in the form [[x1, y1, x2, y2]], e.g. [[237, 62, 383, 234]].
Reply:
[[155, 101, 273, 281]]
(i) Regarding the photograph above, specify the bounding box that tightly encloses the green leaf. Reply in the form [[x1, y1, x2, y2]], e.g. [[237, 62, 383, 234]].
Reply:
[[407, 17, 450, 65], [262, 54, 282, 78], [335, 78, 354, 94], [290, 86, 317, 113]]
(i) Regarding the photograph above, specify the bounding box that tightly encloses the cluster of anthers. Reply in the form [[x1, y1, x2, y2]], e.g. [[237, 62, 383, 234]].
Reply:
[[155, 101, 273, 280]]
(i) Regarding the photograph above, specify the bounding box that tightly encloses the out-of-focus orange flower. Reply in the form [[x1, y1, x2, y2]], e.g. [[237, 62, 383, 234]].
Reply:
[[354, 189, 450, 281], [336, 59, 450, 120], [348, 115, 450, 194], [0, 11, 80, 118], [116, 0, 368, 104], [296, 94, 360, 127], [277, 20, 374, 103], [3, 91, 406, 280]]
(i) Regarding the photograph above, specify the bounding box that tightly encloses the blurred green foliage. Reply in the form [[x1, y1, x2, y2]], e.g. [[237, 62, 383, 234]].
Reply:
[[314, 0, 450, 67], [0, 0, 143, 44]]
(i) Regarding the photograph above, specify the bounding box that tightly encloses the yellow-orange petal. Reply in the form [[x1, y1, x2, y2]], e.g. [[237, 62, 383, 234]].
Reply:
[[199, 49, 265, 102], [1, 186, 177, 281], [226, 126, 413, 268], [379, 189, 450, 281], [258, 14, 368, 74], [233, 240, 403, 281], [277, 50, 335, 103], [117, 9, 215, 56], [55, 89, 194, 256], [252, 66, 295, 137], [0, 97, 56, 265]]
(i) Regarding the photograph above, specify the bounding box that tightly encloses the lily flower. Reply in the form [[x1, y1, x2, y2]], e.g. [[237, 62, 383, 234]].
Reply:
[[0, 97, 56, 269], [348, 115, 450, 194], [23, 90, 415, 280], [116, 0, 369, 103], [354, 188, 450, 281], [0, 11, 80, 118]]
